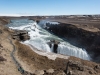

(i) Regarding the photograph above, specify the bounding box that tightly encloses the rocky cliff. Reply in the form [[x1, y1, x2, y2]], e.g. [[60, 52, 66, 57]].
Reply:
[[11, 30, 30, 41], [39, 21, 100, 62]]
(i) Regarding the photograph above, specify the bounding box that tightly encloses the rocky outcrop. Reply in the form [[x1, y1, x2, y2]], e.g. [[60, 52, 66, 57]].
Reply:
[[65, 60, 100, 75], [43, 22, 100, 62], [47, 40, 60, 53], [12, 30, 30, 41]]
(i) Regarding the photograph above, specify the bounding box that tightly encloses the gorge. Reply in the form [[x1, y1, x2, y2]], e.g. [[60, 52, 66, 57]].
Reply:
[[38, 19, 100, 62], [0, 16, 100, 75], [7, 19, 91, 61]]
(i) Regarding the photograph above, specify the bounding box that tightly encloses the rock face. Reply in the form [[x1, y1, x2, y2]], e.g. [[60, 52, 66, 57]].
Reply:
[[12, 30, 30, 41], [43, 22, 100, 62], [47, 40, 60, 53]]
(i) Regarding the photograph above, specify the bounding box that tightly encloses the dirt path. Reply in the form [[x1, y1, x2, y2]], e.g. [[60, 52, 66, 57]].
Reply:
[[8, 37, 25, 74], [8, 37, 35, 75]]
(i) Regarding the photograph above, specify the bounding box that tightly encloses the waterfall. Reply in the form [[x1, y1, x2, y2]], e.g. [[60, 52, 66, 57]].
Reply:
[[57, 44, 90, 60], [6, 19, 91, 60]]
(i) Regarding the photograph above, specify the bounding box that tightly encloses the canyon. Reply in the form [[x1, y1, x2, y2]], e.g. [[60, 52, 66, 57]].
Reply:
[[0, 16, 100, 75]]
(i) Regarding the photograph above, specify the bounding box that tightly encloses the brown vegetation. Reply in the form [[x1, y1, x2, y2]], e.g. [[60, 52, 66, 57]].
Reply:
[[0, 18, 21, 75]]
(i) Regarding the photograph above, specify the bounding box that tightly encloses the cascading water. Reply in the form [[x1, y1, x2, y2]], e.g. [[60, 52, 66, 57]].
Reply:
[[7, 19, 91, 60]]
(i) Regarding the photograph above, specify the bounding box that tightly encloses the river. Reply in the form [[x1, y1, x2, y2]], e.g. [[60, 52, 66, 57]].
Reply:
[[6, 19, 91, 60]]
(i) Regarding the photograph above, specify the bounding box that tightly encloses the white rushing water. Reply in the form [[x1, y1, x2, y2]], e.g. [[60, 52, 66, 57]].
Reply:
[[7, 19, 91, 60]]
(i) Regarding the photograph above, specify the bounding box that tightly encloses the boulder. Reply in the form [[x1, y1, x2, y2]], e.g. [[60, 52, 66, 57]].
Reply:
[[94, 65, 100, 72], [95, 65, 100, 69], [68, 60, 84, 71]]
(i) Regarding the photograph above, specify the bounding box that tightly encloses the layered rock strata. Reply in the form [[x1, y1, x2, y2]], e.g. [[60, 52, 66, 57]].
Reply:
[[11, 30, 30, 41]]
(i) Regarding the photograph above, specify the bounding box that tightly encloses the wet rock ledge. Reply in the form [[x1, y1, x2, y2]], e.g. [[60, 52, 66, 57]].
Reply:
[[11, 30, 30, 41]]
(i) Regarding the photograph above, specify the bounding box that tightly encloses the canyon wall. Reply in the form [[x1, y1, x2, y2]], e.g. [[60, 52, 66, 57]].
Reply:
[[40, 22, 100, 62]]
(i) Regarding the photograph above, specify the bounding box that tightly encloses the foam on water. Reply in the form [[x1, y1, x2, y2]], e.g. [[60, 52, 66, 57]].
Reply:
[[7, 19, 91, 60]]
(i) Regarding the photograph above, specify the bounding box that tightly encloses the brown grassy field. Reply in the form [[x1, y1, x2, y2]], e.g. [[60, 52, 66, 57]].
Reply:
[[0, 20, 21, 75]]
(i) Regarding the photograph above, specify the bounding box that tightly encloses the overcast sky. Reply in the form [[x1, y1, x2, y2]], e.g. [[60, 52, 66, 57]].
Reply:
[[0, 0, 100, 16]]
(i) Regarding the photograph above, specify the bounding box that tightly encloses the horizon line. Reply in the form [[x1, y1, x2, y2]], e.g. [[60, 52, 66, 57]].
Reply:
[[0, 13, 100, 17]]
